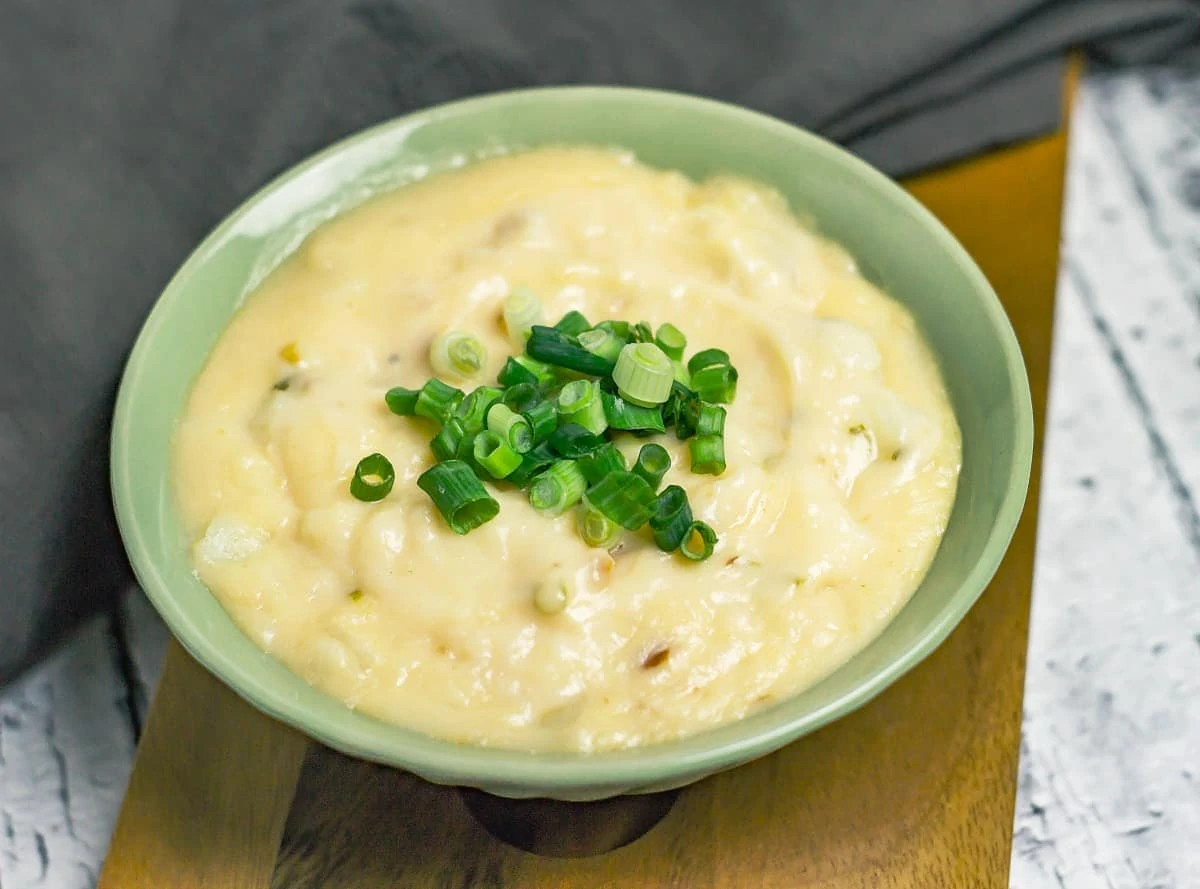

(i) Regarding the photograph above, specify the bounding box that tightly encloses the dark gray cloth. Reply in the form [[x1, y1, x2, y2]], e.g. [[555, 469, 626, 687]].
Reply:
[[1, 0, 1197, 683]]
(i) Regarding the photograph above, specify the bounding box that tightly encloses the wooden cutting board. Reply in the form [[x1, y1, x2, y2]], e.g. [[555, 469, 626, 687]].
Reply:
[[97, 68, 1075, 889]]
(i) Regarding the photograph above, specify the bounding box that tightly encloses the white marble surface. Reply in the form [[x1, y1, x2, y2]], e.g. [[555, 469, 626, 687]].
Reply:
[[2, 68, 1198, 889]]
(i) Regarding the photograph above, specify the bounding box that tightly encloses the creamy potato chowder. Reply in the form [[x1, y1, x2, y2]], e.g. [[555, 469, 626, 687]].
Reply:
[[174, 147, 961, 751]]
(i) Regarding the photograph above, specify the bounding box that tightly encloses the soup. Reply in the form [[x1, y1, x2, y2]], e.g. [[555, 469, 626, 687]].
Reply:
[[174, 148, 961, 751]]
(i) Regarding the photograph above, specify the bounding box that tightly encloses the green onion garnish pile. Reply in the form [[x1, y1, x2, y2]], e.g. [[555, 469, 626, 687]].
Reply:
[[349, 289, 738, 561]]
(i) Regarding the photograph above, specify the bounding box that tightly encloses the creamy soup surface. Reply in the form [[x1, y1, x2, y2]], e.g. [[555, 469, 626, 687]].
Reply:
[[174, 147, 961, 751]]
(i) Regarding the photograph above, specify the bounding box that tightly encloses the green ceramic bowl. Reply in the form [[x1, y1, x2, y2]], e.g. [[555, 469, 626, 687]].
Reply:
[[111, 87, 1032, 801]]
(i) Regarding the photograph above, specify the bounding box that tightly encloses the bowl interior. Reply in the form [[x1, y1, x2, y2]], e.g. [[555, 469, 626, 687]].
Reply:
[[112, 87, 1032, 799]]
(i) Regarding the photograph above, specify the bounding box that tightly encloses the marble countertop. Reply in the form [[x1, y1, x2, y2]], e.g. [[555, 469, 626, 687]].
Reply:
[[2, 68, 1197, 889]]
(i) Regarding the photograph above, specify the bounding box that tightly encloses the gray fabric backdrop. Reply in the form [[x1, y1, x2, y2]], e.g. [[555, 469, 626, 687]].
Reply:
[[1, 0, 1198, 682]]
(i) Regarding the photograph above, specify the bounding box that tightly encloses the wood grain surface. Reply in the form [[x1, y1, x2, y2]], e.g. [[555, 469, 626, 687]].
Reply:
[[96, 646, 308, 889], [94, 73, 1073, 889]]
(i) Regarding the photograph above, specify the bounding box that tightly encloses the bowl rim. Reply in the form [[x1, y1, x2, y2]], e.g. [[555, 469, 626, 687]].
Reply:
[[111, 85, 1034, 792]]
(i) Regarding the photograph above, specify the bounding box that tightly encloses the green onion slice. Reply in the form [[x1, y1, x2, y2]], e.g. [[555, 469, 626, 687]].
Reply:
[[577, 328, 626, 364], [430, 417, 467, 463], [487, 403, 534, 454], [534, 578, 571, 615], [497, 356, 539, 388], [584, 470, 657, 530], [500, 381, 541, 413], [454, 429, 481, 473], [577, 441, 627, 484], [430, 331, 486, 379], [663, 384, 701, 438], [522, 400, 559, 445], [690, 364, 738, 404], [687, 348, 731, 376], [695, 403, 727, 437], [455, 386, 503, 435], [632, 443, 671, 490], [596, 319, 631, 338], [529, 460, 588, 517], [548, 424, 606, 458], [525, 326, 616, 376], [473, 431, 522, 479], [503, 286, 543, 345], [349, 453, 395, 502], [689, 433, 726, 475], [577, 506, 623, 548], [601, 391, 666, 433], [385, 386, 420, 416], [557, 379, 608, 435], [654, 323, 687, 361], [417, 460, 500, 534], [553, 310, 592, 337], [680, 520, 718, 561], [613, 342, 674, 407], [506, 442, 557, 489], [631, 321, 654, 343], [649, 484, 694, 551], [415, 378, 464, 425], [513, 354, 556, 387]]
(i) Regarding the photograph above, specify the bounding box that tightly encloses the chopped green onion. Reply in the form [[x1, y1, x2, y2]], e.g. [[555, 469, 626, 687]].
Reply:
[[529, 460, 588, 517], [695, 404, 727, 437], [500, 382, 541, 414], [415, 379, 464, 425], [577, 506, 623, 548], [522, 400, 559, 445], [381, 313, 731, 555], [613, 342, 674, 407], [601, 391, 666, 433], [455, 386, 504, 435], [417, 460, 500, 534], [585, 470, 658, 530], [454, 429, 481, 473], [429, 331, 487, 379], [554, 310, 592, 337], [497, 356, 539, 387], [534, 578, 570, 615], [663, 384, 701, 438], [649, 485, 693, 551], [548, 424, 606, 458], [577, 442, 627, 484], [487, 403, 533, 454], [577, 328, 626, 364], [632, 443, 671, 490], [513, 354, 556, 387], [655, 323, 687, 361], [557, 379, 608, 435], [689, 434, 726, 475], [525, 326, 615, 376], [506, 442, 556, 489], [349, 453, 395, 502], [430, 417, 467, 463], [596, 319, 632, 339], [473, 431, 522, 479], [503, 286, 543, 345], [687, 348, 731, 376], [690, 364, 738, 404], [385, 386, 420, 416], [680, 521, 718, 561]]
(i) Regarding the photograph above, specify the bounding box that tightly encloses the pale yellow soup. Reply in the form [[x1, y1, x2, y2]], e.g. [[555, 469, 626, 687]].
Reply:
[[174, 147, 961, 752]]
